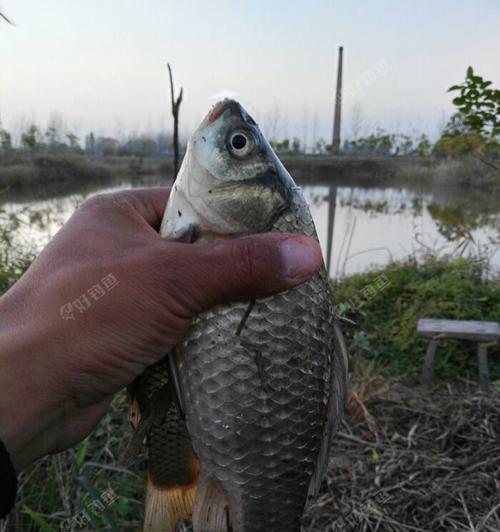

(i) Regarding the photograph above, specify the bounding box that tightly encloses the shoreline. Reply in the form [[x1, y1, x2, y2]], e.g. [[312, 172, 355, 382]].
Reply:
[[1, 153, 499, 197]]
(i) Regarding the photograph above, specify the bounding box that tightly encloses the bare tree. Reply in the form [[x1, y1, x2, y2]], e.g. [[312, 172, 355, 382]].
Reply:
[[301, 106, 309, 154], [167, 63, 183, 180]]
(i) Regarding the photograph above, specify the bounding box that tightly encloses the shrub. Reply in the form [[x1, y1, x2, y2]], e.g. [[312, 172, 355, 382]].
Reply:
[[334, 257, 500, 382]]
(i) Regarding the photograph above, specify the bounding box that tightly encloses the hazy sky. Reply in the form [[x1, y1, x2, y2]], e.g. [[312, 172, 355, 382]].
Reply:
[[1, 1, 499, 144]]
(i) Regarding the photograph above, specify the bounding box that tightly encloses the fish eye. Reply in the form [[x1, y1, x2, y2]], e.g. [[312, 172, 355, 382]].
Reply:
[[227, 129, 256, 158]]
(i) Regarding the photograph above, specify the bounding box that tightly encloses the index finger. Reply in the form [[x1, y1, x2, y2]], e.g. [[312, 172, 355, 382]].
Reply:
[[111, 187, 171, 230]]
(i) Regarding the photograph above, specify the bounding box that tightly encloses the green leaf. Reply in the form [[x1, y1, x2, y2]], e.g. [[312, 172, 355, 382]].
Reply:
[[447, 84, 462, 92], [76, 438, 89, 468], [466, 66, 474, 77], [22, 506, 58, 532], [452, 97, 465, 106]]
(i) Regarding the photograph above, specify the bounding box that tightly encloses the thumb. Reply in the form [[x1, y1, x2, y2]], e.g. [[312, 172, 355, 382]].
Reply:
[[163, 233, 324, 313]]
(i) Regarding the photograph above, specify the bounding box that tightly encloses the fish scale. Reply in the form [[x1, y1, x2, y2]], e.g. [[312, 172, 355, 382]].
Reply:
[[175, 191, 339, 531]]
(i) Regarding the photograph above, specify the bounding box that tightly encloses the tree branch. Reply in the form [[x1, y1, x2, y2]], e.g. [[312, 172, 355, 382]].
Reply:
[[167, 63, 183, 180]]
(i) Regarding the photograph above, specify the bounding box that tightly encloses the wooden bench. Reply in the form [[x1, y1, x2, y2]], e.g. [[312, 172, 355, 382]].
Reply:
[[417, 319, 500, 393]]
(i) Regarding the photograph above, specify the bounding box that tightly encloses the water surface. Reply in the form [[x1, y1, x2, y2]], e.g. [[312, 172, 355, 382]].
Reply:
[[2, 175, 499, 277]]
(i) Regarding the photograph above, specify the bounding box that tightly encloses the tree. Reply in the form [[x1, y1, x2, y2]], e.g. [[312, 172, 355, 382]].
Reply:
[[448, 67, 500, 139], [85, 132, 96, 155], [67, 132, 82, 153], [21, 125, 40, 151], [415, 134, 431, 157], [45, 126, 59, 151], [291, 137, 301, 154], [434, 68, 500, 159], [95, 136, 119, 156], [0, 129, 12, 151]]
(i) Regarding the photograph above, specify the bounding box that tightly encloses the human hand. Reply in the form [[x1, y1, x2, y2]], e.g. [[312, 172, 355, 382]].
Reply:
[[0, 188, 322, 470]]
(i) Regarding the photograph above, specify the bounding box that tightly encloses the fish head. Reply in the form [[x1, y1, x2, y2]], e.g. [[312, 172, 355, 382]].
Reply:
[[161, 99, 294, 240]]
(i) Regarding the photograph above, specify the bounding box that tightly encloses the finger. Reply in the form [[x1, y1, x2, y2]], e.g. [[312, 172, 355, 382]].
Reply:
[[161, 233, 323, 313], [110, 187, 171, 229]]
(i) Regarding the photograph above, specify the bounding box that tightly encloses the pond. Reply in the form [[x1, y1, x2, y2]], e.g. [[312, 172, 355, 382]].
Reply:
[[2, 174, 500, 277]]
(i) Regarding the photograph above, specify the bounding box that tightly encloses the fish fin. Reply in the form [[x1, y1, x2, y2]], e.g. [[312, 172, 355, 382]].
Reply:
[[307, 319, 349, 499], [144, 383, 199, 532], [192, 474, 234, 532], [129, 395, 142, 428], [119, 414, 148, 467], [120, 384, 171, 467], [144, 474, 197, 532], [119, 388, 146, 466]]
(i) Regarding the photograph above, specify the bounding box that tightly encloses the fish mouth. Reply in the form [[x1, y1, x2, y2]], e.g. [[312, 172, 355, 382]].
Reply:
[[207, 99, 256, 126]]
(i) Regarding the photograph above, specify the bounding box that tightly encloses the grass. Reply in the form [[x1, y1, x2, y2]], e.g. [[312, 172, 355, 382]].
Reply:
[[334, 255, 500, 382], [4, 394, 146, 532], [303, 375, 500, 531]]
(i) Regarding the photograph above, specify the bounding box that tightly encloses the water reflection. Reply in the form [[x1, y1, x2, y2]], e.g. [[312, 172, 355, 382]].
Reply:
[[302, 184, 500, 277], [1, 176, 499, 277]]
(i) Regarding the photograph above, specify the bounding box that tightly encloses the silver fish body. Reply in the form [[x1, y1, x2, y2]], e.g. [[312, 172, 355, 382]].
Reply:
[[159, 100, 348, 532]]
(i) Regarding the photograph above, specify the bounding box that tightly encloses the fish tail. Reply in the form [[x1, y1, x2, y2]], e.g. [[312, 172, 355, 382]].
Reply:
[[144, 474, 197, 532], [192, 473, 236, 532]]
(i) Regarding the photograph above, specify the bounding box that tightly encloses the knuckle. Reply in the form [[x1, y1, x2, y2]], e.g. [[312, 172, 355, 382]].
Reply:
[[80, 192, 130, 213], [80, 193, 112, 212]]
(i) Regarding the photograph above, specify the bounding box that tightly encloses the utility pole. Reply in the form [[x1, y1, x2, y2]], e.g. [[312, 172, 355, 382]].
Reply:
[[332, 46, 343, 152]]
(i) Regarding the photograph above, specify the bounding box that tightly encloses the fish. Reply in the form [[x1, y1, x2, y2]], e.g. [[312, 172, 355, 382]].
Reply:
[[128, 99, 348, 532]]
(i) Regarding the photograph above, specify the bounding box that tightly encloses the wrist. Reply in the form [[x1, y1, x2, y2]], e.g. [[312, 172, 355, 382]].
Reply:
[[0, 289, 65, 471]]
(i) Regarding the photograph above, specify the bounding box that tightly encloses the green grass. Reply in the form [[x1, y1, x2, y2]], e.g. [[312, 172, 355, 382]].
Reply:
[[8, 395, 146, 531], [334, 255, 500, 382]]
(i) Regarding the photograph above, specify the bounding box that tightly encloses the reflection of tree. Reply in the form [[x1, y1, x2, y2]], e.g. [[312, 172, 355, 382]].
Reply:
[[427, 203, 488, 242]]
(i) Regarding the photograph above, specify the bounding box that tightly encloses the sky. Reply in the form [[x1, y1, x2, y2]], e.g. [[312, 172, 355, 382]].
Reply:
[[0, 0, 499, 145]]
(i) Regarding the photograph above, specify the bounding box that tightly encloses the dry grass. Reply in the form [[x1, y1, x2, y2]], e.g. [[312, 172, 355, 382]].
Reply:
[[303, 375, 500, 531]]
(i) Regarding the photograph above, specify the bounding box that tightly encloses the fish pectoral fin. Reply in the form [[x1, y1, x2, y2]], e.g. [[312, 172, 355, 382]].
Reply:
[[119, 415, 150, 467], [193, 474, 234, 532], [121, 385, 173, 467]]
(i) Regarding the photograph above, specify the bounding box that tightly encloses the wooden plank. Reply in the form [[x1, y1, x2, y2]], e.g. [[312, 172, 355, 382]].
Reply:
[[420, 339, 438, 386], [417, 319, 500, 341], [477, 344, 491, 394]]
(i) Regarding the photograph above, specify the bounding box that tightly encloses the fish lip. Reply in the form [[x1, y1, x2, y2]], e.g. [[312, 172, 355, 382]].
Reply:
[[207, 99, 256, 126]]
